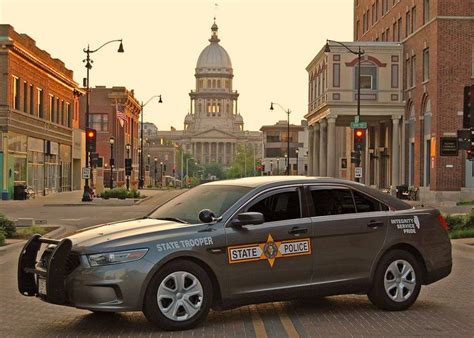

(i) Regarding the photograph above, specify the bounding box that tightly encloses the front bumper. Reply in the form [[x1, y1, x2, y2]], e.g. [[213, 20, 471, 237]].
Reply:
[[18, 235, 153, 311]]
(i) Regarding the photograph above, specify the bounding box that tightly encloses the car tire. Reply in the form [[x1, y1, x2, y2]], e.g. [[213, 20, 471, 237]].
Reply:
[[143, 260, 213, 331], [368, 249, 422, 311]]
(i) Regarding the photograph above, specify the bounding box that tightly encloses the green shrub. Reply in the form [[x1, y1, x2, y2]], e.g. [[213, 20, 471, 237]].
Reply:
[[449, 228, 474, 239], [445, 214, 467, 231], [0, 229, 5, 246], [0, 213, 16, 238], [127, 189, 140, 198], [464, 210, 474, 228]]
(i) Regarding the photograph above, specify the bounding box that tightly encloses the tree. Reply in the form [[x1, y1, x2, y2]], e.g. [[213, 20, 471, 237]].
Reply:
[[226, 144, 257, 179], [203, 162, 225, 180]]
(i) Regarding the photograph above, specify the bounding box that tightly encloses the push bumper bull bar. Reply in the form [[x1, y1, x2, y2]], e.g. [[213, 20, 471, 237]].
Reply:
[[18, 234, 73, 305]]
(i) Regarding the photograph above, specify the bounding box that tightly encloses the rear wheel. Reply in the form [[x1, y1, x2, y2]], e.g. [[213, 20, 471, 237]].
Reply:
[[368, 250, 422, 311], [143, 260, 212, 330]]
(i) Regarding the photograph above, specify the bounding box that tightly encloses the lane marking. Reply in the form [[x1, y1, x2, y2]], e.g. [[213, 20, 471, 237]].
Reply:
[[275, 302, 300, 338], [250, 305, 268, 338]]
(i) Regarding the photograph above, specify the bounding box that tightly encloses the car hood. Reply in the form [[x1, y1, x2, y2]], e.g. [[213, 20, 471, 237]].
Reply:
[[68, 218, 196, 252]]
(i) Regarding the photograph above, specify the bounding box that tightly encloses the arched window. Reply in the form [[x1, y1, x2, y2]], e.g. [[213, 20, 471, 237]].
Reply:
[[423, 97, 432, 137], [408, 103, 416, 139]]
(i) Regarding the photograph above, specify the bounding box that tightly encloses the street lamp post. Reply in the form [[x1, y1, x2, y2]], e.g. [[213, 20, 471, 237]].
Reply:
[[284, 154, 288, 175], [139, 95, 162, 189], [325, 40, 365, 182], [270, 160, 273, 175], [109, 137, 115, 189], [146, 154, 150, 186], [296, 148, 299, 175], [270, 102, 291, 175], [160, 161, 163, 189], [154, 157, 158, 188], [82, 39, 124, 202], [125, 143, 131, 191], [186, 157, 194, 187]]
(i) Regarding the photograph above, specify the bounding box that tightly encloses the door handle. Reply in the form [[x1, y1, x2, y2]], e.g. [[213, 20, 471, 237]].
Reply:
[[367, 220, 384, 228], [288, 227, 308, 235]]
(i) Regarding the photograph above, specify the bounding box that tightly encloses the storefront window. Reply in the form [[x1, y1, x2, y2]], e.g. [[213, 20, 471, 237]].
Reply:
[[8, 133, 27, 152]]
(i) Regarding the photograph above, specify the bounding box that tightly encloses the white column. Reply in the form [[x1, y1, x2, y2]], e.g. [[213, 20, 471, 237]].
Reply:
[[192, 143, 196, 158], [308, 125, 314, 175], [313, 124, 320, 176], [208, 142, 212, 163], [319, 119, 327, 176], [223, 142, 227, 165], [200, 143, 204, 165], [392, 116, 400, 187], [327, 116, 337, 178]]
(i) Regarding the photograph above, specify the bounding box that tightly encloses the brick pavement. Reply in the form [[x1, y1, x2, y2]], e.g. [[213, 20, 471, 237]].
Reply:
[[1, 245, 472, 337]]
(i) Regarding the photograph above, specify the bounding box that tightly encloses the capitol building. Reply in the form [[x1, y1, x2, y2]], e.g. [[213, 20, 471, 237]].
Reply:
[[155, 21, 262, 166]]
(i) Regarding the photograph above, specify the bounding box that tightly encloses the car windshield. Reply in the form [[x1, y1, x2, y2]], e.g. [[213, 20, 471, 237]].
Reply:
[[149, 185, 252, 224]]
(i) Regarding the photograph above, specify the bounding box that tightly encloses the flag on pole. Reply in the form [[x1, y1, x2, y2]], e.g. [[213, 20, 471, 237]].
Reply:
[[115, 101, 127, 127]]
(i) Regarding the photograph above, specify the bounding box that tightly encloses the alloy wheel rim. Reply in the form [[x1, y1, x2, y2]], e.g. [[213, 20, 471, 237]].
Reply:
[[384, 259, 416, 302], [157, 271, 204, 321]]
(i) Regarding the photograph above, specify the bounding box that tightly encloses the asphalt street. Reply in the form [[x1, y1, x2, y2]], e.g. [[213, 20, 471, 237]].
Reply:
[[0, 191, 473, 337]]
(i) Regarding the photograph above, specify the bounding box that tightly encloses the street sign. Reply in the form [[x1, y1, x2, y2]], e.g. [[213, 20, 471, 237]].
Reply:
[[82, 167, 91, 179], [350, 121, 368, 129], [354, 167, 363, 178]]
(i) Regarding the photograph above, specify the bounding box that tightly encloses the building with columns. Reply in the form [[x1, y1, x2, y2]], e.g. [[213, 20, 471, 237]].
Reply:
[[155, 21, 261, 168], [305, 41, 404, 188]]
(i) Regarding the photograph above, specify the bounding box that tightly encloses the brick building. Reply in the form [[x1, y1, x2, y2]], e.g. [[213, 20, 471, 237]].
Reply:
[[261, 120, 307, 176], [354, 0, 474, 200], [0, 25, 83, 199], [80, 86, 141, 190]]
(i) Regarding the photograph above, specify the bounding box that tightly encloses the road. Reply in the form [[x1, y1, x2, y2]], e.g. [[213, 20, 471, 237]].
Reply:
[[0, 191, 473, 337]]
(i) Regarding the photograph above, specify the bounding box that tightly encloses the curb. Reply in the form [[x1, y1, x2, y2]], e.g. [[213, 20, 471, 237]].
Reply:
[[0, 225, 65, 253], [451, 239, 474, 254]]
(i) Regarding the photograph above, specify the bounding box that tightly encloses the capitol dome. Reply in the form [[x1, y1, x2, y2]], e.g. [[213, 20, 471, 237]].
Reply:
[[196, 21, 232, 70]]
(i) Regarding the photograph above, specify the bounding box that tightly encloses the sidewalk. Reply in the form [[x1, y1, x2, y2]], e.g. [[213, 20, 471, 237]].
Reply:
[[1, 189, 167, 207], [451, 237, 474, 254]]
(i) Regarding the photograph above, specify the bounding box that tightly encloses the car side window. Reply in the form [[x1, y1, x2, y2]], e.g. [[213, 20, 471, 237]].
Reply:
[[352, 190, 388, 212], [310, 188, 356, 216], [247, 190, 301, 222]]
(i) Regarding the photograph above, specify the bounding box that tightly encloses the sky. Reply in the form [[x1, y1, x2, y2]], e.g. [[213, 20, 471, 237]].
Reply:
[[0, 0, 354, 131]]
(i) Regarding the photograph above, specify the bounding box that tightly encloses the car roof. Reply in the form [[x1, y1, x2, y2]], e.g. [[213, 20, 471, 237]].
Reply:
[[203, 176, 412, 210]]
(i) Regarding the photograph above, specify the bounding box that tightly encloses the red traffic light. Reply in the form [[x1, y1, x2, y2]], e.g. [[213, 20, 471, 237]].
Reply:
[[85, 128, 97, 152], [353, 128, 366, 151], [87, 130, 95, 138], [355, 130, 364, 138]]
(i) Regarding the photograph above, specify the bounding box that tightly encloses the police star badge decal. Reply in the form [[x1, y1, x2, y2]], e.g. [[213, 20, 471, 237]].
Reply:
[[227, 234, 312, 267]]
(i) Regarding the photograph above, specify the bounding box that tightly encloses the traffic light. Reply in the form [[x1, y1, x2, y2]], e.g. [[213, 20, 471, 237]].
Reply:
[[85, 128, 97, 152], [467, 148, 473, 161], [353, 128, 366, 151], [351, 151, 361, 166], [463, 85, 474, 128]]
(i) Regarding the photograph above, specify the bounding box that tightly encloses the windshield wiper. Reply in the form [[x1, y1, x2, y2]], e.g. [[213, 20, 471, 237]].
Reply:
[[154, 217, 189, 224]]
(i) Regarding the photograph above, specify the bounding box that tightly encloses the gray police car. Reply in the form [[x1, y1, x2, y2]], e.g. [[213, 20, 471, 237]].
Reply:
[[18, 177, 452, 331]]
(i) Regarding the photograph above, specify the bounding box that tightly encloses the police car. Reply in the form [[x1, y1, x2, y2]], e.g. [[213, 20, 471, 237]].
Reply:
[[18, 177, 452, 331]]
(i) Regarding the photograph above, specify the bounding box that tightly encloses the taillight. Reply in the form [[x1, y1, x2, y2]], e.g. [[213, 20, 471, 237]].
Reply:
[[437, 214, 449, 231]]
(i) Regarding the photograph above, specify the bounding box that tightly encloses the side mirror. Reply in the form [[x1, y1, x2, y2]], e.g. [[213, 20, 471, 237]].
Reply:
[[198, 209, 216, 223], [232, 212, 264, 227]]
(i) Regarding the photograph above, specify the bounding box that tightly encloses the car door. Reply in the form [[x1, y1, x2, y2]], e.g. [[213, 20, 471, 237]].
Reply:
[[308, 185, 388, 284], [225, 186, 313, 297]]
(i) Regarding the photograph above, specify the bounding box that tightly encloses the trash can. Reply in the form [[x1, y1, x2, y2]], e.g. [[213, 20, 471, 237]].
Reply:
[[396, 185, 408, 199], [14, 184, 28, 200]]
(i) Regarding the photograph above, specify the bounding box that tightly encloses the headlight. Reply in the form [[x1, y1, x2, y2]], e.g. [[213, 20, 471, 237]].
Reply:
[[88, 248, 148, 267]]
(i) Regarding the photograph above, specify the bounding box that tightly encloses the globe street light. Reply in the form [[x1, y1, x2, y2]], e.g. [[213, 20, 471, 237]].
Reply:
[[82, 39, 124, 202], [139, 95, 162, 189], [270, 102, 291, 175], [109, 137, 115, 189], [296, 148, 299, 175]]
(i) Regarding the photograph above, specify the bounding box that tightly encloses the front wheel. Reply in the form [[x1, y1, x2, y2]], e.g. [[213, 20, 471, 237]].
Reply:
[[143, 260, 213, 331], [368, 250, 422, 311]]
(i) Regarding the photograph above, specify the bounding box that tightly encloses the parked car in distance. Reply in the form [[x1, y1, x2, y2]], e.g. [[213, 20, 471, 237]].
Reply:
[[18, 176, 452, 331]]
